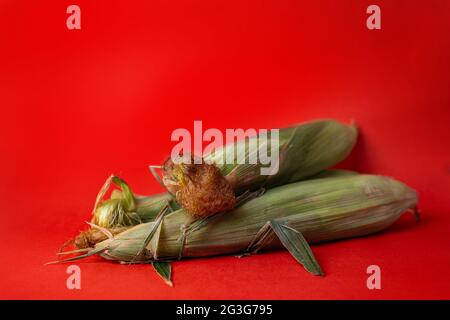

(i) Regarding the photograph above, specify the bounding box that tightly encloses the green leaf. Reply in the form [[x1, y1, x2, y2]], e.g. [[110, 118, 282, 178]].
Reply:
[[152, 261, 173, 287], [112, 176, 136, 211], [269, 220, 324, 276]]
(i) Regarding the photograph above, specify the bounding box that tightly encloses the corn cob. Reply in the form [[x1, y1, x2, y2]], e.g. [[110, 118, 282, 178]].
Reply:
[[72, 174, 417, 267], [91, 119, 357, 228]]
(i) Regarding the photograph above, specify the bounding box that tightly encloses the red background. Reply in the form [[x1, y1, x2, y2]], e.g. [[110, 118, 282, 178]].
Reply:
[[0, 0, 449, 299]]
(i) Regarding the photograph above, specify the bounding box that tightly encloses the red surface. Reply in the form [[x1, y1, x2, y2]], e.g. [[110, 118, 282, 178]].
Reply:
[[1, 0, 450, 299]]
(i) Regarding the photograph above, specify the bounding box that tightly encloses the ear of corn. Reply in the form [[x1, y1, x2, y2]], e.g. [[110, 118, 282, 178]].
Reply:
[[91, 119, 357, 228], [73, 170, 355, 247], [88, 174, 417, 264], [207, 119, 357, 193]]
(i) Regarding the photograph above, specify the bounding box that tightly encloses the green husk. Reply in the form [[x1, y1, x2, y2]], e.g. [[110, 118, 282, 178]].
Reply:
[[90, 174, 417, 263], [268, 220, 324, 276], [152, 261, 173, 287], [207, 119, 357, 192], [92, 119, 357, 228]]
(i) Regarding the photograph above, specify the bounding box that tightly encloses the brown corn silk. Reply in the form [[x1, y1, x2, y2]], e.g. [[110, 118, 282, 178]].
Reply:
[[163, 157, 236, 218]]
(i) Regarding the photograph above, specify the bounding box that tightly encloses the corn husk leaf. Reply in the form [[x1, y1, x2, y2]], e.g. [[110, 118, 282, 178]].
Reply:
[[268, 221, 324, 276], [152, 261, 173, 287]]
